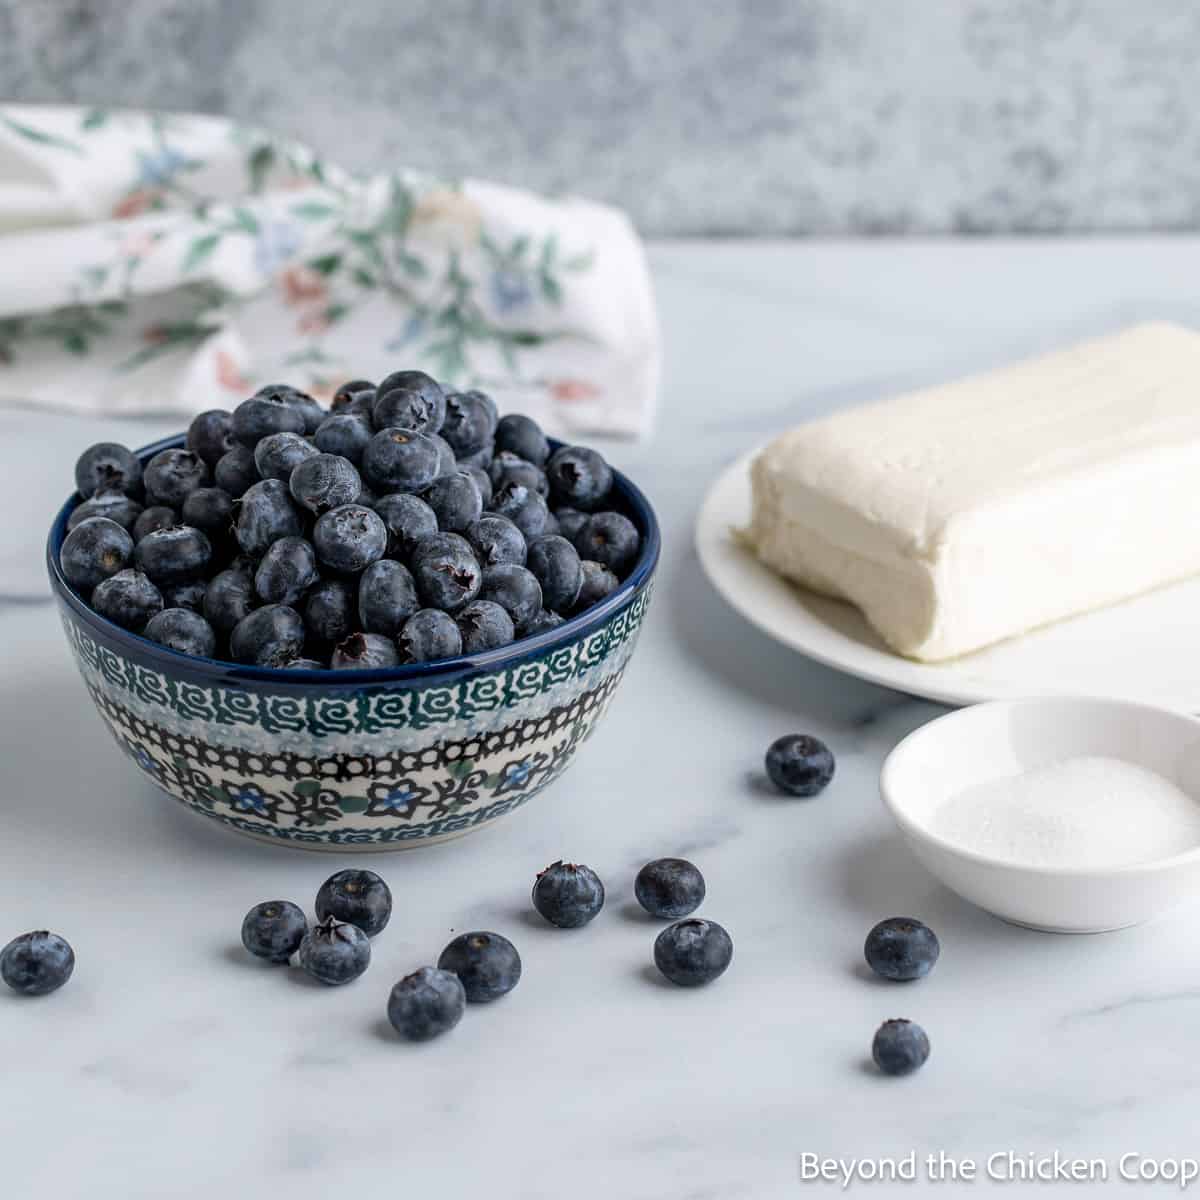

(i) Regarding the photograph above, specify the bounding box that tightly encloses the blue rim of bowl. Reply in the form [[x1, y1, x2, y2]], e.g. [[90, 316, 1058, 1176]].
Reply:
[[47, 432, 661, 689]]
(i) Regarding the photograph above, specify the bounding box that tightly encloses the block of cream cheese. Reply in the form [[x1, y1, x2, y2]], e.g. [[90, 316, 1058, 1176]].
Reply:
[[746, 322, 1200, 661]]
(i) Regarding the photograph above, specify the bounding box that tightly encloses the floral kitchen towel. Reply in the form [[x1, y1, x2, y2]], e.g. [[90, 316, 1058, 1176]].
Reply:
[[0, 106, 659, 437]]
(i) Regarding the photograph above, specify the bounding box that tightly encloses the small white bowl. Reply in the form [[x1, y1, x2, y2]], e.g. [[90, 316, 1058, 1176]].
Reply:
[[880, 697, 1200, 932]]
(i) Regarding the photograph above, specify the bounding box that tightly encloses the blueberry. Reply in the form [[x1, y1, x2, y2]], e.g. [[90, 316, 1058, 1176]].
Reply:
[[491, 482, 550, 539], [229, 604, 305, 666], [282, 657, 327, 670], [241, 900, 307, 964], [203, 566, 258, 633], [398, 608, 462, 663], [387, 967, 466, 1041], [573, 511, 640, 577], [456, 599, 514, 652], [162, 578, 207, 612], [465, 514, 526, 566], [532, 861, 605, 928], [872, 1019, 930, 1076], [573, 560, 619, 612], [525, 535, 583, 613], [186, 408, 234, 466], [437, 931, 521, 1003], [331, 631, 399, 669], [422, 471, 483, 533], [331, 378, 376, 416], [521, 608, 565, 635], [494, 413, 549, 466], [314, 413, 373, 465], [258, 383, 324, 434], [75, 442, 142, 499], [144, 607, 217, 657], [374, 370, 447, 434], [303, 578, 356, 644], [765, 734, 836, 797], [546, 445, 612, 511], [133, 505, 178, 542], [254, 431, 319, 482], [412, 539, 482, 612], [410, 531, 477, 566], [653, 919, 733, 987], [864, 918, 940, 982], [213, 443, 260, 498], [554, 507, 588, 542], [231, 391, 306, 446], [315, 868, 392, 936], [142, 448, 209, 509], [312, 503, 388, 574], [91, 569, 163, 631], [60, 517, 134, 591], [298, 916, 371, 986], [541, 511, 561, 537], [440, 390, 497, 457], [181, 486, 235, 537], [358, 559, 419, 636], [235, 479, 303, 557], [489, 451, 549, 498], [374, 493, 439, 559], [254, 536, 319, 606], [134, 524, 212, 585], [480, 564, 542, 627], [1, 931, 75, 996], [362, 428, 443, 494], [67, 489, 144, 532], [429, 434, 459, 477], [461, 464, 493, 508], [635, 858, 706, 919], [456, 444, 494, 471]]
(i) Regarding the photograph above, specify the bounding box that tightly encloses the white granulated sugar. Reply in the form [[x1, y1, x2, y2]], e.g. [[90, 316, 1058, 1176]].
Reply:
[[931, 755, 1200, 869]]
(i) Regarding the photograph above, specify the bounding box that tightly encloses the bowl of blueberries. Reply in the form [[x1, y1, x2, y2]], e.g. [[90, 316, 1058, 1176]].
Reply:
[[47, 374, 658, 850]]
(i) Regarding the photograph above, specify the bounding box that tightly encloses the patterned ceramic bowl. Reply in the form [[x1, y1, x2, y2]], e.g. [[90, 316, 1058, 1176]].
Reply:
[[48, 435, 659, 850]]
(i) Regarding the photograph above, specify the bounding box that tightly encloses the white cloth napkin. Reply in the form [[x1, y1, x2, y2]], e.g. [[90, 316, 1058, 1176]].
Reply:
[[0, 105, 659, 437]]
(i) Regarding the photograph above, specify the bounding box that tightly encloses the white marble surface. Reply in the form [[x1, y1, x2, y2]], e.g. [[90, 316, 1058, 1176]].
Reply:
[[6, 239, 1200, 1199]]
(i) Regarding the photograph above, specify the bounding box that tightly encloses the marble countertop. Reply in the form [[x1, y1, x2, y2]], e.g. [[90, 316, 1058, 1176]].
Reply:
[[6, 238, 1200, 1199]]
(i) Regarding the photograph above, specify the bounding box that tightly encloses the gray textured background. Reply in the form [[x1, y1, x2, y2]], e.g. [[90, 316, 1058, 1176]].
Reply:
[[3, 0, 1199, 236]]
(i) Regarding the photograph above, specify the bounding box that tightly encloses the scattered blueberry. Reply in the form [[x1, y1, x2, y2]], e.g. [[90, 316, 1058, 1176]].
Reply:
[[303, 578, 356, 644], [133, 505, 178, 542], [235, 479, 304, 557], [358, 559, 419, 635], [494, 413, 549, 466], [254, 536, 319, 606], [387, 967, 466, 1041], [398, 608, 463, 662], [465, 514, 526, 566], [456, 599, 514, 652], [213, 443, 260, 498], [526, 535, 583, 613], [635, 858, 706, 919], [480, 563, 542, 627], [203, 566, 258, 633], [491, 481, 550, 539], [489, 451, 549, 497], [437, 931, 521, 1002], [422, 471, 483, 533], [75, 442, 142, 499], [653, 919, 733, 987], [872, 1019, 930, 1076], [144, 607, 217, 657], [161, 578, 207, 612], [90, 568, 163, 631], [60, 517, 134, 591], [864, 918, 940, 982], [253, 431, 319, 482], [266, 384, 325, 435], [315, 868, 393, 936], [331, 631, 399, 669], [412, 537, 482, 612], [186, 409, 234, 466], [362, 428, 443, 494], [143, 448, 209, 508], [313, 503, 388, 574], [440, 390, 497, 457], [373, 370, 447, 434], [298, 916, 371, 986], [331, 378, 376, 416], [133, 524, 212, 585], [67, 489, 144, 532], [241, 900, 307, 964], [314, 413, 373, 465], [765, 734, 836, 797], [229, 604, 305, 666], [573, 559, 619, 612], [181, 486, 235, 537], [1, 931, 75, 996], [374, 492, 439, 559], [546, 445, 612, 511], [231, 391, 306, 446], [532, 861, 605, 928], [573, 511, 640, 576]]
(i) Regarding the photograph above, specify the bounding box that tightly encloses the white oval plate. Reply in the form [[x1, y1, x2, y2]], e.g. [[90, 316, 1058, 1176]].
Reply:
[[695, 449, 1200, 711]]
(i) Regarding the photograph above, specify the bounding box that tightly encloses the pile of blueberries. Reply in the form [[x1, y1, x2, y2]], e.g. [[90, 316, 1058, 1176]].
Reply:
[[58, 375, 643, 668]]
